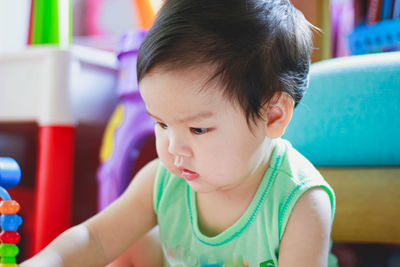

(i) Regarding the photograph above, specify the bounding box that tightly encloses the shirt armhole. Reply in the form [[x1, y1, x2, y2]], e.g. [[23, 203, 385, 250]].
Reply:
[[278, 183, 336, 241], [153, 163, 168, 215]]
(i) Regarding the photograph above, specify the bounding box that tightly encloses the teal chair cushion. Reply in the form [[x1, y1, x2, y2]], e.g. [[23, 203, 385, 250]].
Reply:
[[284, 52, 400, 166]]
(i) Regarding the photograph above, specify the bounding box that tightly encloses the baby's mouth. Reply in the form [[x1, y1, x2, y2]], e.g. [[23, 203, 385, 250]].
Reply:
[[179, 168, 199, 181]]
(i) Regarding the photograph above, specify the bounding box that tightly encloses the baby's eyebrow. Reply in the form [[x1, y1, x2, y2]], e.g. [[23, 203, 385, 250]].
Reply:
[[146, 110, 214, 123], [176, 111, 214, 123], [146, 111, 163, 121]]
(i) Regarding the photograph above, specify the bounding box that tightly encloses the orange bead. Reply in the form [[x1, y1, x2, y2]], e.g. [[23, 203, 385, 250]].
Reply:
[[0, 201, 20, 215]]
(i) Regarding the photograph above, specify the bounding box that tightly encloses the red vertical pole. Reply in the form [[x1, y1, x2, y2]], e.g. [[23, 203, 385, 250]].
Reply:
[[34, 125, 75, 253], [27, 0, 35, 45]]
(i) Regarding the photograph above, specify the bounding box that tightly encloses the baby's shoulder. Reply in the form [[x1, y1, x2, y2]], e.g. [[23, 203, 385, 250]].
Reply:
[[261, 139, 335, 239], [270, 139, 325, 189]]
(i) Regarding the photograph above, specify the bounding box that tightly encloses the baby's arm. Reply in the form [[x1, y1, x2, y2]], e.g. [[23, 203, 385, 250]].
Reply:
[[278, 188, 332, 267], [20, 159, 160, 267]]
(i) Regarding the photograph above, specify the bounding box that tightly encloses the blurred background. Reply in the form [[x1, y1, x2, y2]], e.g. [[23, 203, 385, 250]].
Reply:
[[0, 0, 399, 265]]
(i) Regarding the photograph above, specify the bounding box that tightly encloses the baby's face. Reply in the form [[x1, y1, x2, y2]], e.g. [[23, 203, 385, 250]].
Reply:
[[139, 65, 274, 194]]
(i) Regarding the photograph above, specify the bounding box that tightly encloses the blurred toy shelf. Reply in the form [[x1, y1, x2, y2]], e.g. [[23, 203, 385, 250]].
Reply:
[[347, 0, 400, 55], [292, 0, 400, 61], [348, 17, 400, 54]]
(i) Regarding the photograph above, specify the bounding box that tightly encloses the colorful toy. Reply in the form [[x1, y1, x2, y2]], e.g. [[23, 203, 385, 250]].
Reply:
[[132, 0, 156, 30], [28, 0, 71, 47], [25, 0, 75, 254], [96, 0, 157, 210], [97, 30, 155, 210], [0, 158, 22, 267], [86, 0, 155, 35], [29, 0, 72, 47]]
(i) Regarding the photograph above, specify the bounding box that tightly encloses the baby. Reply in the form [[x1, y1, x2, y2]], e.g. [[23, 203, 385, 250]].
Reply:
[[21, 0, 337, 266]]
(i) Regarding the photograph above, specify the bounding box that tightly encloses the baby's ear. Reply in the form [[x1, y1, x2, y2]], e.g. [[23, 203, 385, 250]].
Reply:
[[262, 92, 294, 138]]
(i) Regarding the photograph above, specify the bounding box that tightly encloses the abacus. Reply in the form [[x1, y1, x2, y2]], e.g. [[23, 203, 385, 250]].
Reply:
[[0, 158, 23, 267]]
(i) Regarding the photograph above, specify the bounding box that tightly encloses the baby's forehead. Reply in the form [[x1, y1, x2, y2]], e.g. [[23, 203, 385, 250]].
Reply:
[[140, 62, 247, 113]]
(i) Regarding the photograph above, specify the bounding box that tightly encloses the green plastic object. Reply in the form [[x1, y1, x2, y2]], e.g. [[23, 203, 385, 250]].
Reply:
[[31, 0, 72, 47], [1, 256, 16, 264], [0, 244, 18, 258]]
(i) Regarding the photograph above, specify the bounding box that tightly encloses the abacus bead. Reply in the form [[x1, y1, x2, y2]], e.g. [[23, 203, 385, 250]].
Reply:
[[0, 244, 18, 258], [0, 201, 20, 215], [0, 215, 22, 231], [0, 231, 20, 244]]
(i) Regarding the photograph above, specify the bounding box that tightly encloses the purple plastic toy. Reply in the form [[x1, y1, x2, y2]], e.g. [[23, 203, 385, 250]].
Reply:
[[97, 30, 155, 210]]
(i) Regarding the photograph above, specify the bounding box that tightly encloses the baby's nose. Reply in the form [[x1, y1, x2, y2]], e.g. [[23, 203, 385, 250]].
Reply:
[[168, 133, 192, 158]]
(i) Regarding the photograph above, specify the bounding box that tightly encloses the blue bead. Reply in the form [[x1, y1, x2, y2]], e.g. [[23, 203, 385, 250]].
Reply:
[[0, 158, 21, 189], [0, 215, 23, 231]]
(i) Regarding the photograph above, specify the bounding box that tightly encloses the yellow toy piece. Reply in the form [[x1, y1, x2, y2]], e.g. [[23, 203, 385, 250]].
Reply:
[[100, 104, 125, 162]]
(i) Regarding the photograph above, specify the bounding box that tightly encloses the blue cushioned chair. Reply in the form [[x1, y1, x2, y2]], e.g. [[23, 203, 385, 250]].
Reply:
[[284, 51, 400, 244]]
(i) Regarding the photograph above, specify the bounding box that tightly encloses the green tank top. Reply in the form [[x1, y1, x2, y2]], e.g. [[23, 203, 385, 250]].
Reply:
[[153, 139, 338, 267]]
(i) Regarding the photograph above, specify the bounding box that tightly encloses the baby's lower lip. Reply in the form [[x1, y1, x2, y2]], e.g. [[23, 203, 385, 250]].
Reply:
[[181, 169, 199, 181]]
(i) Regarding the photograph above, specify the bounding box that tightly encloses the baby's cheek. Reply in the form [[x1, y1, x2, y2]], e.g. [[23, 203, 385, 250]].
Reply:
[[155, 135, 167, 159], [155, 135, 176, 173]]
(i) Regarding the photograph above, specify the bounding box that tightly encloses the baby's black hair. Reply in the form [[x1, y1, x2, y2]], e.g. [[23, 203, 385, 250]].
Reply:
[[137, 0, 313, 124]]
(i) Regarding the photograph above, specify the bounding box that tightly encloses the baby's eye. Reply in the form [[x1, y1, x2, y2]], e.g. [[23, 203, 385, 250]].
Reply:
[[156, 122, 168, 129], [190, 127, 209, 135]]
